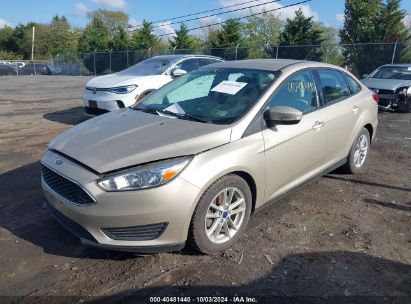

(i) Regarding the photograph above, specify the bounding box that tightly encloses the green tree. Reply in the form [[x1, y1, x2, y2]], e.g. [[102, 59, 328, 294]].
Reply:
[[78, 17, 110, 52], [340, 0, 410, 75], [243, 10, 282, 58], [211, 18, 248, 60], [47, 15, 78, 56], [78, 17, 110, 74], [131, 20, 158, 50], [87, 9, 128, 38], [0, 26, 16, 52], [169, 23, 198, 52], [275, 9, 324, 60], [313, 23, 342, 64], [110, 26, 130, 50]]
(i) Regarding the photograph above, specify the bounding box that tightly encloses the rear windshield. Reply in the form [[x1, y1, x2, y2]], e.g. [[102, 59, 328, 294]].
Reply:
[[369, 66, 411, 80]]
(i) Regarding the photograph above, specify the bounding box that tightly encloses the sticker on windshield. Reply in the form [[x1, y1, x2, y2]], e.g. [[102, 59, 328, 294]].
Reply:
[[211, 80, 248, 95]]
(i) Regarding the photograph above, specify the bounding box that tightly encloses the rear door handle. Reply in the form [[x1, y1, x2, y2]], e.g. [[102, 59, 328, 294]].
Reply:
[[352, 105, 359, 114], [312, 121, 324, 131]]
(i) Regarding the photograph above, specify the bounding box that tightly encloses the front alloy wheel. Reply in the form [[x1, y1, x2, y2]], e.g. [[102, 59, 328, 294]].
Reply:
[[189, 174, 252, 254], [205, 187, 246, 244]]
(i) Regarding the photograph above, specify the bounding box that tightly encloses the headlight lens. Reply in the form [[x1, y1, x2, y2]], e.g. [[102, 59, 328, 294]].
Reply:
[[108, 85, 137, 94], [97, 157, 192, 191]]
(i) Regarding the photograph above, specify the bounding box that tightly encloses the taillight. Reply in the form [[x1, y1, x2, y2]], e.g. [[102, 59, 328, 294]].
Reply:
[[372, 92, 379, 104]]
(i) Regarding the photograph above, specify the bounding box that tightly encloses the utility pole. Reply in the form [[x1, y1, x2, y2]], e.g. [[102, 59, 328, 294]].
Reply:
[[31, 26, 35, 61]]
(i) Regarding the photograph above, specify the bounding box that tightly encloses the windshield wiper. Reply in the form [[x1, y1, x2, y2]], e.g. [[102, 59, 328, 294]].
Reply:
[[158, 110, 210, 123], [133, 107, 159, 115]]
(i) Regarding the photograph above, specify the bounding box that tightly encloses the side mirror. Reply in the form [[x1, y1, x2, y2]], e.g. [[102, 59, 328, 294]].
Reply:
[[362, 74, 369, 79], [265, 106, 303, 125], [172, 68, 187, 77]]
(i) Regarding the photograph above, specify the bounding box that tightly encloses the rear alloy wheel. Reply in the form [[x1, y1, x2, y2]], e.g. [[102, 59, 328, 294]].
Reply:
[[342, 127, 370, 174], [189, 175, 252, 254]]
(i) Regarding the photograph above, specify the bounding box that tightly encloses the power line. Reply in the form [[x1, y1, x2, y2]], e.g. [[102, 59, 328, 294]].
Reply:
[[155, 0, 312, 38], [130, 0, 265, 28], [149, 0, 283, 30]]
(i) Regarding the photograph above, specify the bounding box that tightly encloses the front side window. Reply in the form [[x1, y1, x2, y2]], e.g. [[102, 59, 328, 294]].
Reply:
[[318, 69, 351, 104], [133, 68, 278, 124], [268, 70, 318, 113]]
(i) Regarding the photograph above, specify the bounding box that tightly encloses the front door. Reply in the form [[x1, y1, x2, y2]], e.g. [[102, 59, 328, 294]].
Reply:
[[262, 69, 326, 201]]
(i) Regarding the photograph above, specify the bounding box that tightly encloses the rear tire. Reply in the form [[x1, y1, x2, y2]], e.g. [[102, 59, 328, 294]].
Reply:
[[341, 127, 370, 174], [188, 174, 252, 255]]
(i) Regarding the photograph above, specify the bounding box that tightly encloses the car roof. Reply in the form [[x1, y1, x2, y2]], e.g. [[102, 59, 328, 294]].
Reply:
[[202, 59, 308, 71], [151, 54, 223, 61], [380, 64, 411, 67]]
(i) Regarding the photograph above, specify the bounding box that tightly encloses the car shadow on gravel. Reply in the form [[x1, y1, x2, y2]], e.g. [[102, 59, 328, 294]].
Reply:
[[324, 175, 411, 193], [43, 106, 90, 125], [0, 161, 136, 260], [91, 251, 411, 304]]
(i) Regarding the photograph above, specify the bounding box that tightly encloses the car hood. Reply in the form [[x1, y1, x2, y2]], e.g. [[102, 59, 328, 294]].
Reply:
[[361, 78, 411, 91], [49, 109, 232, 173], [86, 74, 166, 88]]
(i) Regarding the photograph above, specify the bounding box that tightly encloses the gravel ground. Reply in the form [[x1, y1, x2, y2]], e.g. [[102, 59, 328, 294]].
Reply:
[[0, 76, 410, 303]]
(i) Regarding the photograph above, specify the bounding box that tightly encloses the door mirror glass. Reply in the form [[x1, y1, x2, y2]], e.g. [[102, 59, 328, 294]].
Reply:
[[266, 106, 302, 125], [172, 68, 188, 78]]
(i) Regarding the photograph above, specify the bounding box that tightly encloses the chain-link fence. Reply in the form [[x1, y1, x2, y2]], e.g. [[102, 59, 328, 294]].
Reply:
[[1, 42, 410, 77]]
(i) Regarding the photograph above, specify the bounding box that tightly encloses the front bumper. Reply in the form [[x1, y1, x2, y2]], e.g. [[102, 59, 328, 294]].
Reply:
[[41, 150, 201, 252], [81, 90, 137, 115]]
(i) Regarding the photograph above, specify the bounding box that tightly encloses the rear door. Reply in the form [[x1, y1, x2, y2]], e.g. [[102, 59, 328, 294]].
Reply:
[[313, 69, 359, 164], [262, 69, 327, 200]]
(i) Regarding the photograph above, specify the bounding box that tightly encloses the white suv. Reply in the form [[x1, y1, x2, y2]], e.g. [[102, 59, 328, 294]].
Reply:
[[82, 54, 223, 116]]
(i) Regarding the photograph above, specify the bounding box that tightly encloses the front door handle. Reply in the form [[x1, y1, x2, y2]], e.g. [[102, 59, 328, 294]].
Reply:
[[312, 121, 324, 131], [352, 105, 359, 114]]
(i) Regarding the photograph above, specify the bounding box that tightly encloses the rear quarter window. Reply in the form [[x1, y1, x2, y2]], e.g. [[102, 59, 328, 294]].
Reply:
[[345, 74, 362, 94]]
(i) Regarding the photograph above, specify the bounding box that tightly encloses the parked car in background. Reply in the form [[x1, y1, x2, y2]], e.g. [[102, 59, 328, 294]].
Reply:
[[42, 59, 378, 254], [362, 64, 411, 112], [0, 63, 17, 76], [81, 54, 224, 116]]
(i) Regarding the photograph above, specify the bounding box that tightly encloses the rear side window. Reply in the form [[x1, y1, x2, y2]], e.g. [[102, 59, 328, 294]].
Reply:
[[268, 70, 318, 113], [199, 58, 221, 66], [345, 74, 362, 94], [318, 69, 351, 104]]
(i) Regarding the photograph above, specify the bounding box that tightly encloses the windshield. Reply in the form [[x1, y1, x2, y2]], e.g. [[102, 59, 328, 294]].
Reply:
[[369, 66, 411, 80], [133, 68, 278, 124], [117, 56, 181, 76]]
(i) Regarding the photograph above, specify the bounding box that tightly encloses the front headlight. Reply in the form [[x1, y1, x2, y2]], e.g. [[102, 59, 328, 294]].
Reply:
[[108, 85, 137, 94], [97, 157, 192, 191]]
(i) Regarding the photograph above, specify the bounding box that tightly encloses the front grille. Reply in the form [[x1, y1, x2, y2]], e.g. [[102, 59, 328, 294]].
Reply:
[[44, 201, 96, 242], [101, 223, 168, 241], [86, 87, 108, 92], [84, 106, 109, 116], [41, 165, 95, 206]]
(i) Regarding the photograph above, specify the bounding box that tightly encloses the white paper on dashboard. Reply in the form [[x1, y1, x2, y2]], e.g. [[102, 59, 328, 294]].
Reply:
[[163, 103, 186, 114], [211, 81, 248, 95]]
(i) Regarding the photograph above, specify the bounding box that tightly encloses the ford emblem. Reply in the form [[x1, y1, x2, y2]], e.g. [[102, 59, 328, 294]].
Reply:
[[55, 159, 63, 165]]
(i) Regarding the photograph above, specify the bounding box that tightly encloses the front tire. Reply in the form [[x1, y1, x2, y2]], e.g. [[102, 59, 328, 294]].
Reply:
[[342, 127, 370, 174], [188, 174, 252, 255]]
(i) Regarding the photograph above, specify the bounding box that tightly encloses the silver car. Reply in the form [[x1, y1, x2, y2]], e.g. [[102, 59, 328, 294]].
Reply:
[[41, 59, 378, 254], [362, 64, 411, 112]]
